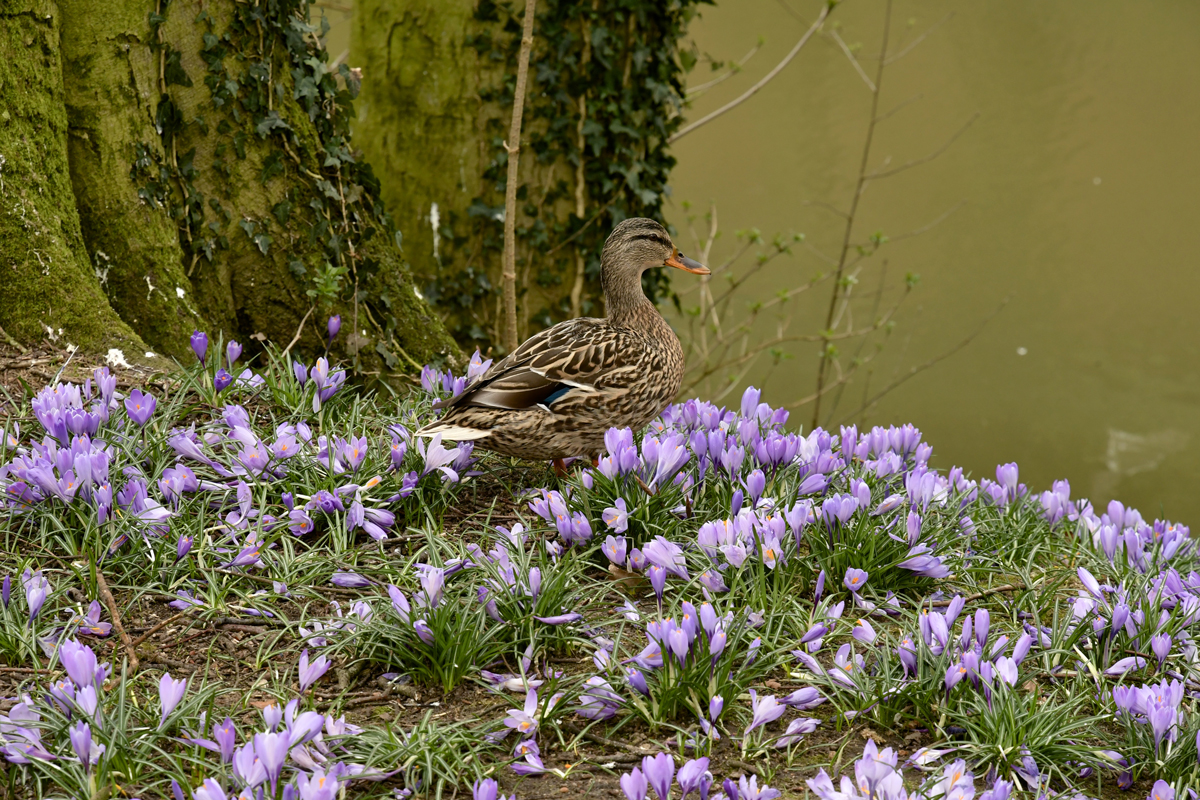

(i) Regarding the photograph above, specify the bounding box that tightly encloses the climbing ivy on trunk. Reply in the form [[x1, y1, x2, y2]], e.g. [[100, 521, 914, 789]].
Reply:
[[354, 0, 710, 353]]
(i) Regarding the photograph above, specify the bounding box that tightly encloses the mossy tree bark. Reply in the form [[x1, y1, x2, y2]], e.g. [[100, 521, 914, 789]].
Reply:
[[0, 0, 148, 357], [353, 0, 702, 355], [352, 0, 505, 345], [0, 0, 458, 373], [59, 0, 204, 361]]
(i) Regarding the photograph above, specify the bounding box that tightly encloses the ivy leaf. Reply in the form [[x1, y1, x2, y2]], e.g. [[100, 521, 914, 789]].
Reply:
[[164, 48, 193, 87], [255, 111, 290, 138], [253, 233, 272, 255]]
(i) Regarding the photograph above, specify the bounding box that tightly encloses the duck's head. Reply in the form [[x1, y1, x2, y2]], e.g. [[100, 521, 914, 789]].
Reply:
[[601, 218, 710, 284]]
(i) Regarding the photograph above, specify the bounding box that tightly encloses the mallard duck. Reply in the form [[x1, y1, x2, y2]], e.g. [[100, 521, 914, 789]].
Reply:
[[416, 218, 709, 467]]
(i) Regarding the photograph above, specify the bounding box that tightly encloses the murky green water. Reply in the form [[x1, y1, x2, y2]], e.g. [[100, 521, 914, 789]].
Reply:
[[667, 0, 1200, 524], [327, 0, 1200, 524]]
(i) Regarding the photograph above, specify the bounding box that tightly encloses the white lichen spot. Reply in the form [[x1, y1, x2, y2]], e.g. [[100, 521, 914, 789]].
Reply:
[[66, 343, 78, 354], [105, 349, 132, 369], [145, 274, 157, 300], [145, 351, 157, 358], [413, 285, 424, 300], [93, 250, 111, 285], [176, 286, 186, 299], [42, 324, 58, 342], [430, 202, 441, 264]]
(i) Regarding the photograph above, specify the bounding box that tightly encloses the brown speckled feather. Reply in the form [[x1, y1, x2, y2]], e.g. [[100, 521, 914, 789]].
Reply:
[[417, 218, 698, 461]]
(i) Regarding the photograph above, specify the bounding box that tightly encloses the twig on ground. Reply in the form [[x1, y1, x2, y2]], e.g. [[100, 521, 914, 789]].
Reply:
[[95, 568, 139, 673], [130, 611, 189, 649], [928, 583, 1024, 607]]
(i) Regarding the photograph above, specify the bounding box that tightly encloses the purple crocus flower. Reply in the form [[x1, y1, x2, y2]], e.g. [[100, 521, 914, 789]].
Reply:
[[214, 369, 233, 392], [814, 570, 826, 601], [603, 535, 628, 565], [331, 571, 371, 589], [776, 717, 820, 748], [191, 330, 209, 363], [298, 649, 330, 692], [621, 767, 649, 800], [78, 600, 112, 637], [1150, 780, 1174, 800], [535, 613, 583, 625], [843, 568, 868, 594], [647, 565, 667, 603], [1104, 656, 1146, 676], [253, 730, 290, 793], [642, 752, 675, 800], [783, 686, 825, 709], [2, 575, 10, 608], [414, 619, 435, 644], [226, 340, 242, 367], [176, 535, 193, 562], [1151, 633, 1172, 667], [69, 721, 104, 769], [288, 508, 315, 536], [23, 569, 49, 622], [643, 536, 689, 580], [504, 689, 541, 738], [124, 389, 156, 426], [213, 717, 237, 762], [745, 689, 786, 734], [603, 498, 631, 533], [677, 757, 709, 800], [474, 778, 501, 800], [327, 315, 341, 340], [158, 672, 188, 728], [60, 638, 98, 688], [852, 618, 877, 645], [292, 360, 307, 385]]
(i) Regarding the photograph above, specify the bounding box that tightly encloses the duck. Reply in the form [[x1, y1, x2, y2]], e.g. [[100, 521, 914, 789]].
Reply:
[[415, 217, 709, 469]]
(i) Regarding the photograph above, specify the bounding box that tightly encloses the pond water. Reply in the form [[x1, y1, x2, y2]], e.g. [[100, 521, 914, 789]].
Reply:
[[666, 0, 1200, 525]]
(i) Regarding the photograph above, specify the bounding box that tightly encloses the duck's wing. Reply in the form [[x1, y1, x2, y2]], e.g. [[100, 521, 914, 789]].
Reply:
[[434, 318, 622, 412]]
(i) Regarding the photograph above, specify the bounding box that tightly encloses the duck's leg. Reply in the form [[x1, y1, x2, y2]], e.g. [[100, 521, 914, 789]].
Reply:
[[552, 458, 569, 478]]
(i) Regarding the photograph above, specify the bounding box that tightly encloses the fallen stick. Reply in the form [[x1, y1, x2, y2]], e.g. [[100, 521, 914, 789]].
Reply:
[[95, 568, 139, 673]]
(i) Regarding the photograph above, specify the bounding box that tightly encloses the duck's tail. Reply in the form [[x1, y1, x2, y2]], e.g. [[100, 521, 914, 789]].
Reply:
[[414, 420, 491, 442]]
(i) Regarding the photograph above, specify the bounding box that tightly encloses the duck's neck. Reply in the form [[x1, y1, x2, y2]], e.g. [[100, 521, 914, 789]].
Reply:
[[603, 265, 659, 328]]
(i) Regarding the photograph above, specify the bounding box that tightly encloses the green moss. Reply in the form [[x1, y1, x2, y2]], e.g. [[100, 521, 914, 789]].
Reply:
[[59, 0, 205, 361], [0, 0, 147, 356]]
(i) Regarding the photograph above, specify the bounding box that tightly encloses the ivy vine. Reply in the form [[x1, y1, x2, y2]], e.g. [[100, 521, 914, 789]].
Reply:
[[425, 0, 712, 351], [132, 0, 423, 370]]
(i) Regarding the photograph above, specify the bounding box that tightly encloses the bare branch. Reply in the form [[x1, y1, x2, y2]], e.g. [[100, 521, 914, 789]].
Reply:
[[830, 29, 875, 92], [884, 12, 954, 66], [501, 0, 538, 352], [803, 199, 850, 220], [669, 3, 832, 144], [865, 111, 979, 181], [836, 295, 1011, 424], [687, 43, 763, 97], [874, 93, 924, 125], [887, 200, 966, 243]]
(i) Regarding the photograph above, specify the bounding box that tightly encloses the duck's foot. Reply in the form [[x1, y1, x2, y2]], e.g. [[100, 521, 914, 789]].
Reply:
[[552, 458, 569, 479]]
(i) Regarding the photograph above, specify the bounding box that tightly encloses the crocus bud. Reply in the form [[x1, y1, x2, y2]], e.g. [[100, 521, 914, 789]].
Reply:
[[190, 331, 208, 364], [327, 315, 341, 340], [292, 361, 307, 385], [226, 340, 242, 367]]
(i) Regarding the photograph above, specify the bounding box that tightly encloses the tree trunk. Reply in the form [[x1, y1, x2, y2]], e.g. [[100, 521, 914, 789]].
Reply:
[[353, 0, 698, 355], [0, 0, 458, 372], [0, 0, 147, 358], [352, 0, 502, 345], [59, 0, 204, 361]]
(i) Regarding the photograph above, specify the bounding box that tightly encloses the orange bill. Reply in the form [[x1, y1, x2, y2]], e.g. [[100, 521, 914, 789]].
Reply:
[[665, 251, 710, 275]]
